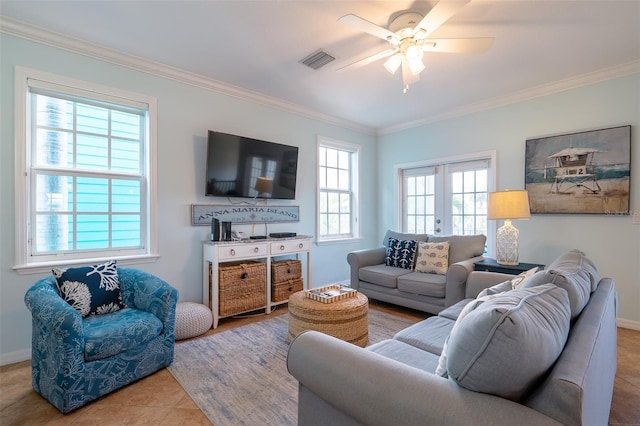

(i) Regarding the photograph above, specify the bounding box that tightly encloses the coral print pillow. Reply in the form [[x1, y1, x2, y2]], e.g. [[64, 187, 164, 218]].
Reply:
[[385, 238, 417, 269], [52, 260, 125, 317]]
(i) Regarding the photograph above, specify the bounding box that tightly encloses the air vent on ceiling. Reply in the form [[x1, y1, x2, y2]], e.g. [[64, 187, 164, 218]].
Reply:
[[299, 49, 336, 70]]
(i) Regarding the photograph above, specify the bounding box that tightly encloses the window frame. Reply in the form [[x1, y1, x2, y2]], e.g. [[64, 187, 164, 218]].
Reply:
[[316, 136, 360, 244], [13, 67, 159, 274]]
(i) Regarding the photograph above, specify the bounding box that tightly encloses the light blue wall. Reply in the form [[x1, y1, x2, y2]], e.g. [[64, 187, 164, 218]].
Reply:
[[2, 31, 638, 363], [378, 73, 640, 324], [0, 34, 378, 362]]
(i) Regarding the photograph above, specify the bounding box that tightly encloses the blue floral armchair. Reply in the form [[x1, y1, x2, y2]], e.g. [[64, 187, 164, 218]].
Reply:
[[24, 267, 178, 413]]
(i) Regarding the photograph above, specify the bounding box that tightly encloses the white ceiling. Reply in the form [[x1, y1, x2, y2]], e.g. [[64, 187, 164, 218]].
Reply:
[[2, 1, 639, 133]]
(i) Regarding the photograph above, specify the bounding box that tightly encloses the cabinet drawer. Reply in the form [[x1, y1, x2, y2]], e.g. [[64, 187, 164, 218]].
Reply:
[[218, 243, 267, 260], [270, 239, 310, 255]]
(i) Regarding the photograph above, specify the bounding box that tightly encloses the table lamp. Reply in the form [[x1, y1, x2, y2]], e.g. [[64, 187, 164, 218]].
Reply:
[[255, 177, 273, 198], [487, 189, 531, 265]]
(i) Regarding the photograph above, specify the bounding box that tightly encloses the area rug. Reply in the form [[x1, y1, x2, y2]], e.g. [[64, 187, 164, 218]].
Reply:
[[168, 310, 418, 426]]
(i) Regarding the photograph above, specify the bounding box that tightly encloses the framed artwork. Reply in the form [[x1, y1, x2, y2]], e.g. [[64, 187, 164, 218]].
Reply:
[[525, 125, 631, 214]]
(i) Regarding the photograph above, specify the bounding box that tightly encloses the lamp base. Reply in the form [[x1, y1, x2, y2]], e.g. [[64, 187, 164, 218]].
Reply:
[[496, 220, 520, 265]]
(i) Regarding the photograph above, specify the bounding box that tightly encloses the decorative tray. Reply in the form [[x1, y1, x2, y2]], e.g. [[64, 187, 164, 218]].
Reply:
[[305, 284, 357, 304]]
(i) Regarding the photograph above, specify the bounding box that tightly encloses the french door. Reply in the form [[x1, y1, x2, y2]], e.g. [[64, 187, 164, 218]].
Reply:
[[400, 156, 493, 238]]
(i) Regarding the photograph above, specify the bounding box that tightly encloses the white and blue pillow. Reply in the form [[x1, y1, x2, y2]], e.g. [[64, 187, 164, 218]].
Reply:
[[385, 238, 417, 269], [52, 260, 125, 317]]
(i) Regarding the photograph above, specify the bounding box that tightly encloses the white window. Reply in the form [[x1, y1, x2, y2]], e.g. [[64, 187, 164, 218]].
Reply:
[[317, 137, 360, 242], [397, 152, 496, 252], [14, 67, 158, 272]]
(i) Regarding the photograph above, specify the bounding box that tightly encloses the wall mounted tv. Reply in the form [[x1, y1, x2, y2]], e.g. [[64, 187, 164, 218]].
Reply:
[[205, 130, 298, 200]]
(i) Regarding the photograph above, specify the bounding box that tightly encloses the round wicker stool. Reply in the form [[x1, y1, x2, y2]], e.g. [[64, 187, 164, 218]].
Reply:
[[287, 291, 369, 347], [175, 302, 213, 340]]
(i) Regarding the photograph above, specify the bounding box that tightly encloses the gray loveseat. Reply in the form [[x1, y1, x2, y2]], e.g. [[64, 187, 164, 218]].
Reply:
[[347, 230, 486, 315], [288, 250, 617, 425]]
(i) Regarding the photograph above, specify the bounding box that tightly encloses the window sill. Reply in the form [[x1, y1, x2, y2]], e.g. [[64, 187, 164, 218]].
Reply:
[[13, 254, 161, 275], [315, 236, 363, 246]]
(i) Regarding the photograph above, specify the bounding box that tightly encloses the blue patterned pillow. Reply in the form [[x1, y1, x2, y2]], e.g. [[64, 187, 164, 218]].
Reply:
[[385, 238, 417, 269], [52, 260, 125, 317]]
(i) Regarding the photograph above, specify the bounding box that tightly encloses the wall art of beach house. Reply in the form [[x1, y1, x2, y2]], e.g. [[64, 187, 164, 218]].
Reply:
[[525, 125, 631, 215]]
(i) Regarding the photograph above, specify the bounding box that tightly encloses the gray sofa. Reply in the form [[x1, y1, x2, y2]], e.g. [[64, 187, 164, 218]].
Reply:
[[288, 250, 617, 425], [347, 230, 486, 315]]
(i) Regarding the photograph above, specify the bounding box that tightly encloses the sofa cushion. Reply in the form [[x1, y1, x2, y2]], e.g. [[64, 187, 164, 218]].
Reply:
[[397, 272, 446, 297], [428, 234, 486, 264], [522, 249, 598, 320], [359, 264, 410, 288], [393, 315, 454, 355], [367, 339, 441, 373], [476, 267, 538, 298], [382, 230, 429, 247], [445, 284, 571, 401], [53, 260, 125, 318], [415, 242, 450, 274], [385, 238, 417, 269], [437, 298, 474, 321], [83, 307, 163, 361]]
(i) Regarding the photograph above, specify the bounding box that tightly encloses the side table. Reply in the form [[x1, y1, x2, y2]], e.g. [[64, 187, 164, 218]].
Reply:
[[474, 258, 545, 276]]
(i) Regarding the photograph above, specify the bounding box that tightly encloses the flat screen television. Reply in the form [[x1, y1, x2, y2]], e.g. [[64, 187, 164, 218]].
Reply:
[[205, 130, 298, 200]]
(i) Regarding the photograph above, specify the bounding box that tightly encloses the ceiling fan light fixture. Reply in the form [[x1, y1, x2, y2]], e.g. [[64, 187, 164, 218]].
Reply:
[[408, 57, 426, 75], [384, 54, 402, 74], [405, 44, 423, 60]]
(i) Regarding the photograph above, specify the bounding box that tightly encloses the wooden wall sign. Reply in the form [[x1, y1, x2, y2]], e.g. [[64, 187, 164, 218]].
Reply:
[[191, 204, 300, 225]]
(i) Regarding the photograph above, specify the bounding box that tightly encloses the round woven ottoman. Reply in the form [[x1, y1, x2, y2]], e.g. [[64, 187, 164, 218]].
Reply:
[[287, 291, 369, 347], [175, 302, 213, 340]]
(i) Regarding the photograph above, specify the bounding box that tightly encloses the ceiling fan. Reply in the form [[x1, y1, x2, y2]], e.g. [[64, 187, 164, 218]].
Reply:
[[338, 0, 494, 93]]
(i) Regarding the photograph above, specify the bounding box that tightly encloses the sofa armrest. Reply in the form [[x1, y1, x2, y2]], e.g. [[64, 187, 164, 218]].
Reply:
[[465, 271, 515, 298], [347, 247, 386, 290], [443, 256, 483, 307], [288, 331, 561, 426]]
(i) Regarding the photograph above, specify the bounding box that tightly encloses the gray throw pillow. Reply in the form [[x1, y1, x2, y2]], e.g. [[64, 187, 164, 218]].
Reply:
[[522, 249, 598, 320], [445, 284, 571, 401]]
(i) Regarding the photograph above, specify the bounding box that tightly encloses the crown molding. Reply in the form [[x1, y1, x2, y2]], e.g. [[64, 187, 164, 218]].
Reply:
[[0, 16, 374, 136], [380, 59, 640, 135], [3, 16, 637, 137]]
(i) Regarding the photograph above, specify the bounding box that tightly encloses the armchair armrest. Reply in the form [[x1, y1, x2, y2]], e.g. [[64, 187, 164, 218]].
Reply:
[[288, 331, 561, 426], [24, 277, 84, 346], [347, 247, 386, 290], [118, 268, 179, 330]]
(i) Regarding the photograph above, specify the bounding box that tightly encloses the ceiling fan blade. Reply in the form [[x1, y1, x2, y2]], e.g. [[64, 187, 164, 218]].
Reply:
[[413, 0, 472, 39], [420, 37, 494, 54], [339, 14, 400, 43], [337, 48, 398, 71]]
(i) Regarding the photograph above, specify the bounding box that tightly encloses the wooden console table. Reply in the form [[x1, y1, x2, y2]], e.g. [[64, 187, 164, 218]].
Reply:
[[202, 236, 312, 328]]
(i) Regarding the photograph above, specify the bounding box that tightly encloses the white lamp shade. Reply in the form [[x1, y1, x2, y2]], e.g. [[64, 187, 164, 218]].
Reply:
[[384, 54, 402, 74], [255, 177, 273, 194], [488, 190, 531, 220]]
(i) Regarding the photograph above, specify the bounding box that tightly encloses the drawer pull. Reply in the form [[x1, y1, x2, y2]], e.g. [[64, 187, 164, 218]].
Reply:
[[299, 243, 304, 248], [254, 247, 259, 253], [280, 245, 285, 251], [230, 249, 236, 256]]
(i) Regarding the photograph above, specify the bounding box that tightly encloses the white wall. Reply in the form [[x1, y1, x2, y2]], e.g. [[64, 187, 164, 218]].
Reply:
[[0, 34, 378, 363], [378, 73, 640, 325]]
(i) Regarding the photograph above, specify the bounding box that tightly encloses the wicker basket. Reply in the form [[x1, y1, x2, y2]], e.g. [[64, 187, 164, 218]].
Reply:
[[271, 278, 303, 302], [271, 260, 302, 283], [217, 261, 266, 317]]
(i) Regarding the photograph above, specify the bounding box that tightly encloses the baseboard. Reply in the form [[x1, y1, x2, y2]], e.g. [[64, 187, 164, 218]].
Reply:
[[0, 349, 31, 366], [617, 318, 640, 331]]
